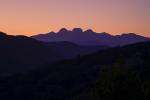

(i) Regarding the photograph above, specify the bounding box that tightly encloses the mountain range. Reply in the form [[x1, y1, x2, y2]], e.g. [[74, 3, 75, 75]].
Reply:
[[0, 32, 106, 76], [31, 28, 150, 46], [1, 29, 149, 75], [1, 30, 150, 99]]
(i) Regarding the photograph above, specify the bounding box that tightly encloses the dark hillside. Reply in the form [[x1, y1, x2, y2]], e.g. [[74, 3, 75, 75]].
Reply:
[[0, 42, 150, 100]]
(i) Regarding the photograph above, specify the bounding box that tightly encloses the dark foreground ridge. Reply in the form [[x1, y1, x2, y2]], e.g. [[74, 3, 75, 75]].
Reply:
[[0, 41, 150, 100]]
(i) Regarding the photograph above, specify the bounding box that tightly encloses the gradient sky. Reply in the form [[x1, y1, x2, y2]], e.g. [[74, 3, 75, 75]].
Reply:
[[0, 0, 150, 36]]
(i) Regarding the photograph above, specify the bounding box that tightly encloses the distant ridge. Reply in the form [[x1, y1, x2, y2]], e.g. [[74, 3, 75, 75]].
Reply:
[[31, 28, 150, 46]]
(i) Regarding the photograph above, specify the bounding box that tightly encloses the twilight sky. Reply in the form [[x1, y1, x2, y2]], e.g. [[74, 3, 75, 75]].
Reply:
[[0, 0, 150, 36]]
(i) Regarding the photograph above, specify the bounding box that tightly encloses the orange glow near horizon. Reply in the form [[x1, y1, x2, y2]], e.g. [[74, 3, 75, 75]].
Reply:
[[0, 0, 150, 37]]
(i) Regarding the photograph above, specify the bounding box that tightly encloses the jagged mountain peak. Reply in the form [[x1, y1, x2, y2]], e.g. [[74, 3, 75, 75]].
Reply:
[[99, 32, 113, 36], [72, 28, 83, 33], [58, 28, 69, 33], [0, 31, 7, 37], [84, 29, 94, 33]]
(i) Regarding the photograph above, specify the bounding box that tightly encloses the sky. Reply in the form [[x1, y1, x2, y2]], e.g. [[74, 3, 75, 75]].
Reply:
[[0, 0, 150, 36]]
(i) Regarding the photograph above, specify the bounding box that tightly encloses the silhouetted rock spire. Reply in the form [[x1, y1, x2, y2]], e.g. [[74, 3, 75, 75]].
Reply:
[[72, 28, 83, 33], [84, 29, 94, 33], [0, 31, 7, 38], [58, 28, 69, 33]]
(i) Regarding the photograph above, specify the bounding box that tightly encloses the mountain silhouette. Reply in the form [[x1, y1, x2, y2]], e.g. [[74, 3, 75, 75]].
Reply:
[[0, 32, 106, 76], [31, 28, 150, 46]]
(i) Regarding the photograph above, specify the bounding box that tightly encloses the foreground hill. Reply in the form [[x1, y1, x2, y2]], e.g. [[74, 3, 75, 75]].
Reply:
[[0, 32, 63, 76], [31, 28, 150, 46], [0, 42, 150, 100]]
